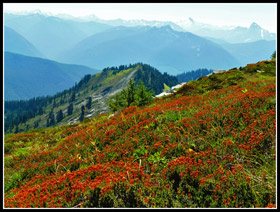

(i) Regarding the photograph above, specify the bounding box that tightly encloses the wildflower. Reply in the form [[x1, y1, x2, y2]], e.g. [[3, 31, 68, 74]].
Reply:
[[266, 203, 276, 208], [154, 142, 162, 148], [216, 183, 221, 191]]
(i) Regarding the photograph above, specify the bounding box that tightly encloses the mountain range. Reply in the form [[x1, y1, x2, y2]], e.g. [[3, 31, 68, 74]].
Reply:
[[176, 18, 276, 43], [40, 11, 275, 44], [4, 52, 98, 100], [58, 25, 239, 74], [45, 11, 275, 44], [4, 12, 112, 59], [3, 11, 276, 101]]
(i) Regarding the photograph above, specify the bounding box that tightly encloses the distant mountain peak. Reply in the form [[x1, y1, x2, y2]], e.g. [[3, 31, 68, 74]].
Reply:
[[249, 22, 261, 30]]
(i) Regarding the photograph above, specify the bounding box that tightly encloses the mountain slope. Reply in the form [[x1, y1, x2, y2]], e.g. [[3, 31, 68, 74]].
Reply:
[[4, 52, 98, 100], [4, 63, 179, 133], [4, 26, 43, 57], [58, 25, 240, 74], [4, 59, 276, 208], [4, 12, 112, 59]]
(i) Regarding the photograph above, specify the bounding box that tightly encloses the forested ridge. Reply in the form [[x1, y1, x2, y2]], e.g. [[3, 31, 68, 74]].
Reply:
[[4, 63, 178, 134]]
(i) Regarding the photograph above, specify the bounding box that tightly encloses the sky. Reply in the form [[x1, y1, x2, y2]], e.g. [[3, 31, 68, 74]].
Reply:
[[3, 3, 277, 33]]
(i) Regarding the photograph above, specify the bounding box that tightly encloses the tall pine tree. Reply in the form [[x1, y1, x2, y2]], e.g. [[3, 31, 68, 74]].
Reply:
[[80, 105, 85, 122], [126, 79, 136, 107], [86, 97, 92, 109], [135, 81, 154, 106], [48, 110, 55, 126], [70, 92, 76, 102], [67, 103, 73, 116], [56, 109, 63, 123]]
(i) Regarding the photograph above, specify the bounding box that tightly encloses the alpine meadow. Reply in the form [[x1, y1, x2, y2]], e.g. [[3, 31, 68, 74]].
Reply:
[[3, 3, 277, 209]]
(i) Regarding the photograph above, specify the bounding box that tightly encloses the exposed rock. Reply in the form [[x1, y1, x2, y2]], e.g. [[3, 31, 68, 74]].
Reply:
[[213, 69, 226, 74], [155, 82, 187, 98], [207, 69, 226, 76]]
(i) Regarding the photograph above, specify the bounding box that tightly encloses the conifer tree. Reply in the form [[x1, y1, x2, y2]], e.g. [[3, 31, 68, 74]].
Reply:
[[271, 51, 276, 59], [135, 81, 154, 106], [80, 105, 85, 122], [108, 92, 123, 112], [34, 120, 40, 128], [52, 99, 56, 108], [38, 107, 43, 115], [60, 97, 64, 105], [70, 92, 76, 102], [56, 109, 63, 123], [86, 97, 92, 109], [126, 79, 136, 107], [48, 110, 55, 126], [67, 103, 73, 116], [107, 79, 154, 112]]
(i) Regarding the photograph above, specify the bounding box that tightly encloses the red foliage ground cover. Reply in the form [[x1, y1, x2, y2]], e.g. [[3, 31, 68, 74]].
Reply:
[[5, 77, 276, 208]]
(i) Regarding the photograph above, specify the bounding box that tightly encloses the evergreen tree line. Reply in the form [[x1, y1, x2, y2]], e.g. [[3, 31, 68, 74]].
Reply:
[[108, 79, 154, 112], [102, 63, 138, 74], [101, 63, 179, 94], [4, 64, 136, 133], [133, 63, 179, 94], [4, 63, 180, 133], [176, 68, 213, 83], [4, 74, 93, 133]]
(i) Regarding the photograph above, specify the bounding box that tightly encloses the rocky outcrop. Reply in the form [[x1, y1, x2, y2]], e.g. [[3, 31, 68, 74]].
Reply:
[[206, 69, 226, 76], [155, 82, 186, 98]]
